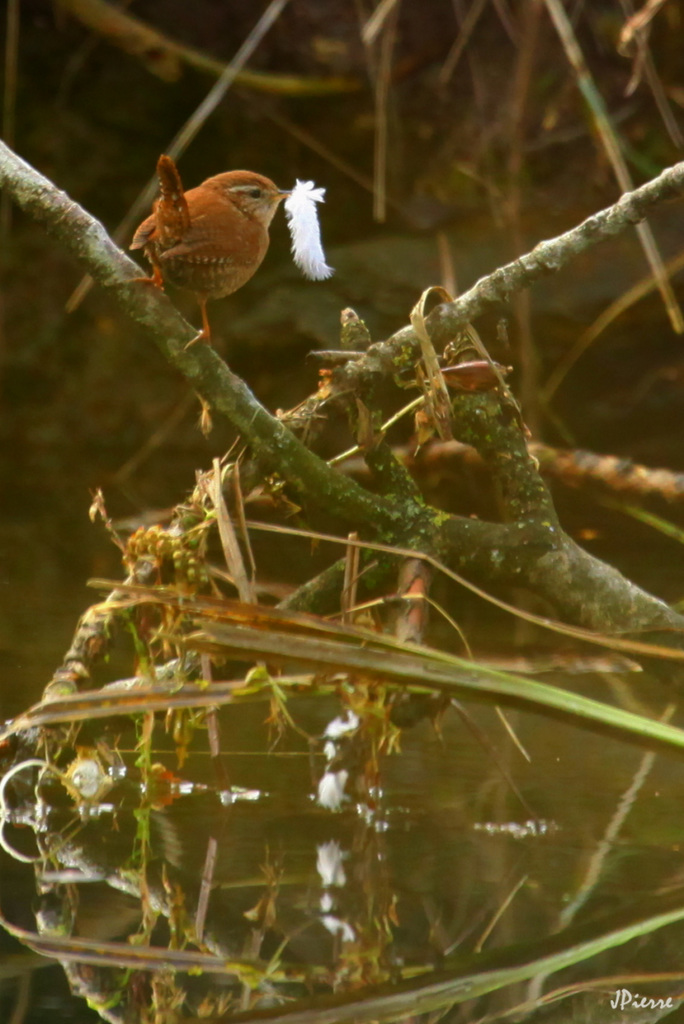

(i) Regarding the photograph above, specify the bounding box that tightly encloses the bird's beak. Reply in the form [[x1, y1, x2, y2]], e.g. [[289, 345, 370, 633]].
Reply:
[[278, 189, 292, 200]]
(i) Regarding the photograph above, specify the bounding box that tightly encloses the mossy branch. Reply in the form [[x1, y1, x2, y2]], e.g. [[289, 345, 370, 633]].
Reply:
[[0, 140, 403, 536], [3, 138, 684, 645], [333, 158, 684, 393]]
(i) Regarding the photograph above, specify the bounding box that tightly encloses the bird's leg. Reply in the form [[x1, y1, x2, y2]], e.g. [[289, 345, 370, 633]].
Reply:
[[185, 297, 212, 349], [132, 255, 165, 289]]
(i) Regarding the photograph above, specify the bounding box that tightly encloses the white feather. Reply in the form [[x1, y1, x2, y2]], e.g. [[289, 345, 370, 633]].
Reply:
[[284, 180, 334, 281]]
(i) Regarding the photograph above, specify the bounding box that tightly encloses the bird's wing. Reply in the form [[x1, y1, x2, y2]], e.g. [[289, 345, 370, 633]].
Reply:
[[130, 214, 156, 251], [159, 204, 265, 268]]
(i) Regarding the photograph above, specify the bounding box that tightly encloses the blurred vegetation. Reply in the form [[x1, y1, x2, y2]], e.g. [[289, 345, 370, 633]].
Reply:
[[3, 0, 684, 506]]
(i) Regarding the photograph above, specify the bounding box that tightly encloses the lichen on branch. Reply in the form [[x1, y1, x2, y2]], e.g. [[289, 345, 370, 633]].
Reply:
[[3, 138, 684, 647]]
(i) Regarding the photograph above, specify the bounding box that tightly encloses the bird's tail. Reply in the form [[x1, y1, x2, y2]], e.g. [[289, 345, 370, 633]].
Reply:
[[154, 154, 191, 247]]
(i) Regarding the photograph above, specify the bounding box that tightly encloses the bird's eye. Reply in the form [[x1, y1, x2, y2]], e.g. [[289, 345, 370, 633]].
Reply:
[[248, 187, 262, 198]]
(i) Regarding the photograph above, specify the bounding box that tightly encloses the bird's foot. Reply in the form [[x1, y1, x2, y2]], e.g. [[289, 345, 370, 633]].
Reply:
[[184, 328, 211, 349], [132, 265, 164, 289]]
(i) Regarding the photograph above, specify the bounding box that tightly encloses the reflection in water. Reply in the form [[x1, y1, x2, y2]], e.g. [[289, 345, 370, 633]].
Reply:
[[317, 709, 361, 810], [1, 469, 684, 1021], [1, 688, 684, 1022]]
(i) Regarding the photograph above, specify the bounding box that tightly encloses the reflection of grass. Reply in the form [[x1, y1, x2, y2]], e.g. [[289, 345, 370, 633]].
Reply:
[[7, 893, 680, 1023], [4, 510, 683, 1020], [0, 887, 681, 1024], [243, 895, 684, 1023]]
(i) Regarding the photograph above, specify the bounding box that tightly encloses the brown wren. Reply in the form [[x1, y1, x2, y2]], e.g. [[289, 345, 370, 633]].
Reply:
[[131, 155, 288, 343]]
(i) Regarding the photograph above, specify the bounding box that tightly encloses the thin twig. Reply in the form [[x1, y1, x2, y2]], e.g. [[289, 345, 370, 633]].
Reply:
[[66, 0, 291, 311], [111, 392, 195, 484], [491, 0, 520, 43], [439, 0, 490, 85], [251, 520, 684, 655], [210, 459, 256, 604], [258, 102, 384, 200], [371, 4, 398, 223], [195, 836, 218, 943], [0, 0, 19, 369], [560, 705, 675, 928], [58, 0, 356, 95], [0, 0, 19, 244], [505, 0, 543, 435], [341, 532, 361, 623], [474, 873, 528, 953], [436, 231, 458, 297], [526, 703, 675, 1003], [619, 0, 683, 147], [8, 966, 31, 1024], [393, 558, 431, 645], [543, 0, 684, 334], [232, 462, 257, 585], [542, 246, 684, 401], [361, 0, 401, 45], [334, 155, 684, 382], [450, 700, 536, 816], [619, 0, 670, 52]]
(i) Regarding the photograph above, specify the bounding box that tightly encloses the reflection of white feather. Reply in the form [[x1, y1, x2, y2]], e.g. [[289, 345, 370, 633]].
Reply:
[[316, 840, 347, 887], [321, 915, 356, 942], [324, 710, 359, 739], [284, 180, 334, 281], [317, 769, 348, 810]]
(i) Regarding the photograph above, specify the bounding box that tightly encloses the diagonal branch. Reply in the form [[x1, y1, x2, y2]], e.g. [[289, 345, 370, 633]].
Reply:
[[4, 138, 684, 646], [0, 139, 405, 536], [334, 157, 684, 397]]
